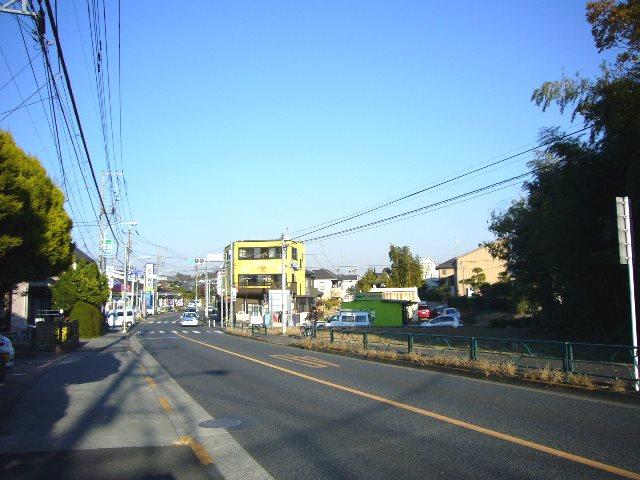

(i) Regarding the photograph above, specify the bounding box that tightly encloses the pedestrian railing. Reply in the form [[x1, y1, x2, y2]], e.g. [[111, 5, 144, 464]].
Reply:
[[303, 328, 639, 385]]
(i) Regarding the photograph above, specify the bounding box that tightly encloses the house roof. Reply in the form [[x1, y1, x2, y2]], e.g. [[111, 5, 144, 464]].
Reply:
[[436, 258, 456, 270], [436, 246, 487, 270], [74, 247, 95, 263], [339, 274, 357, 281], [312, 268, 338, 280]]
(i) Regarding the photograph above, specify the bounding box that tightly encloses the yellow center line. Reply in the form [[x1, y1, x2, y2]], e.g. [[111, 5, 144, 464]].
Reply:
[[175, 332, 640, 480]]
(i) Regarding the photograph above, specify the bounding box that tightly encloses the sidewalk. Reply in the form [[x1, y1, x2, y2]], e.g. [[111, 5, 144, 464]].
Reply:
[[0, 332, 210, 480]]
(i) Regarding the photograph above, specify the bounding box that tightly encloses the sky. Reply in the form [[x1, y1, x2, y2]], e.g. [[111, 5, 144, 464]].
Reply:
[[0, 1, 609, 275]]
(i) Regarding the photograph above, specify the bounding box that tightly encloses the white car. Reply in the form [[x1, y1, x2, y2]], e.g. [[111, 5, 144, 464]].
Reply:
[[0, 335, 15, 368], [419, 315, 462, 328], [180, 312, 199, 327], [106, 309, 136, 329], [443, 308, 461, 322]]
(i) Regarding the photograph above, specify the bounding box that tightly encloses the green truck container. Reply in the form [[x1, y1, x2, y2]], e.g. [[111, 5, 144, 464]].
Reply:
[[340, 298, 412, 327]]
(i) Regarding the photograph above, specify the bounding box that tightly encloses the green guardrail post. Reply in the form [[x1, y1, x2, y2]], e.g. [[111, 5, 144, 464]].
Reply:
[[408, 334, 414, 353], [363, 331, 368, 350], [251, 325, 255, 335], [329, 329, 334, 343], [563, 343, 574, 372], [469, 337, 478, 361]]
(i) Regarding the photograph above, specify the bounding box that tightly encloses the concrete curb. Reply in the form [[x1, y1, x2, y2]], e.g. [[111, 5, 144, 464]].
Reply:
[[129, 333, 275, 480]]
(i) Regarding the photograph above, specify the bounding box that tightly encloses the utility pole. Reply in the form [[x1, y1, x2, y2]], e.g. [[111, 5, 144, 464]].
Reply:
[[122, 222, 137, 333], [616, 197, 638, 391]]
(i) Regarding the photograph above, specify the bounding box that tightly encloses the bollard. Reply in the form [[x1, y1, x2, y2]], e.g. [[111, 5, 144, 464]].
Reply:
[[363, 331, 368, 350], [408, 334, 414, 353], [329, 329, 334, 343]]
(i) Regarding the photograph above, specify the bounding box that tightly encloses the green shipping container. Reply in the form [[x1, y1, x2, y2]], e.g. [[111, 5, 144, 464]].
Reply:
[[340, 299, 409, 327]]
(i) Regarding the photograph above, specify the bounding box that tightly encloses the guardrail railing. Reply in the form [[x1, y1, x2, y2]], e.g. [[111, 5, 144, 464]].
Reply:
[[301, 327, 639, 386]]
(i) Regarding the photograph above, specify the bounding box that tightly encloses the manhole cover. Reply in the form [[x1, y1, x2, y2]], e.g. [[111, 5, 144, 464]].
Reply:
[[199, 418, 244, 429]]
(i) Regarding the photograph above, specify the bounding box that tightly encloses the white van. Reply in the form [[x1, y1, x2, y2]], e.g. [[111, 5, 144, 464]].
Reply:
[[106, 309, 135, 329], [326, 310, 372, 327]]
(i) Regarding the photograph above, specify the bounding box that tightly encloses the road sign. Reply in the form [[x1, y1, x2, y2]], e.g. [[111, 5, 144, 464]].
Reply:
[[100, 238, 115, 257], [231, 286, 237, 302], [616, 197, 631, 264]]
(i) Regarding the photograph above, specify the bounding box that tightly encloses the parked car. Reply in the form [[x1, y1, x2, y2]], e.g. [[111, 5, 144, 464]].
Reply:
[[326, 310, 371, 327], [416, 303, 432, 320], [0, 335, 15, 371], [434, 305, 447, 316], [443, 308, 461, 322], [180, 311, 199, 327], [106, 309, 136, 329], [419, 315, 462, 328]]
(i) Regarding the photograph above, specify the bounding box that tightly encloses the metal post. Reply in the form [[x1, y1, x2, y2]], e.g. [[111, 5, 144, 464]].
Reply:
[[281, 234, 287, 335], [230, 241, 235, 327], [623, 198, 639, 391], [363, 331, 368, 349], [617, 197, 638, 390], [408, 334, 414, 353], [563, 342, 574, 373], [206, 267, 210, 327], [329, 328, 334, 343], [470, 337, 478, 361]]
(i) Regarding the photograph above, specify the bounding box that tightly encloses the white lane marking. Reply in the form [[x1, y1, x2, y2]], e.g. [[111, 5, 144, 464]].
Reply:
[[171, 330, 177, 333], [142, 336, 180, 340], [193, 330, 201, 334], [182, 330, 189, 333], [159, 330, 165, 334], [149, 331, 155, 334], [215, 331, 224, 334]]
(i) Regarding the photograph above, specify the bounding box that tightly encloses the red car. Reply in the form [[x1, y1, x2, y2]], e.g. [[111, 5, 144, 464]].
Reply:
[[416, 304, 432, 320]]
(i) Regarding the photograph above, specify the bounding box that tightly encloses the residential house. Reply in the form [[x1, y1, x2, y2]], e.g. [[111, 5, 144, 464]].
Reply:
[[6, 247, 95, 332], [436, 245, 506, 297], [311, 268, 338, 299], [420, 256, 439, 287]]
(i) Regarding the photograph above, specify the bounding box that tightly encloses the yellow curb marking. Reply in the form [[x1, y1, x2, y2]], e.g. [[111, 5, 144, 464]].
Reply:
[[145, 376, 157, 389], [179, 435, 214, 465], [176, 332, 640, 480], [158, 396, 173, 414]]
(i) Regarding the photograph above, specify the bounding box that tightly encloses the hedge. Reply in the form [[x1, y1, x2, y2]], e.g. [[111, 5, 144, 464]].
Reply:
[[70, 301, 103, 338]]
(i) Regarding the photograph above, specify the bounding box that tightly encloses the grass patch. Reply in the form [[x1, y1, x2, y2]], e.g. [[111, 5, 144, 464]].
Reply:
[[296, 339, 611, 391]]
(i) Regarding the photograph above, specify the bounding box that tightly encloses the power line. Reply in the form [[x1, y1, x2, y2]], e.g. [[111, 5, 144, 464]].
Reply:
[[303, 172, 532, 243], [40, 0, 119, 243], [293, 124, 594, 240]]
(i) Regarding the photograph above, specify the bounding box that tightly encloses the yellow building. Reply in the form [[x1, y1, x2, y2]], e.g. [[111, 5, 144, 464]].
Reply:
[[225, 239, 306, 315], [436, 245, 506, 297]]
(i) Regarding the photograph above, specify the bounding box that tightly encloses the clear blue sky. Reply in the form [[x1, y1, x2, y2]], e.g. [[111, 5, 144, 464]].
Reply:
[[0, 1, 607, 274]]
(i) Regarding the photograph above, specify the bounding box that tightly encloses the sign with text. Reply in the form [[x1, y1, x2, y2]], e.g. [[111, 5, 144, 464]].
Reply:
[[100, 238, 115, 257]]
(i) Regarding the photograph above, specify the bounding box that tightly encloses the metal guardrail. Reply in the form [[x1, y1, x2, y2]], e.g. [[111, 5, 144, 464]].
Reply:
[[301, 328, 639, 385]]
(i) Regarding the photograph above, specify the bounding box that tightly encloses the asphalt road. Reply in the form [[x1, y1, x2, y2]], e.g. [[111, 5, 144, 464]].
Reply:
[[137, 313, 640, 480]]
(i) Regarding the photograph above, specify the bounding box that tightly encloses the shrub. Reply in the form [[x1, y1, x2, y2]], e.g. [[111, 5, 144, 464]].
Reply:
[[609, 378, 626, 393], [70, 301, 103, 338]]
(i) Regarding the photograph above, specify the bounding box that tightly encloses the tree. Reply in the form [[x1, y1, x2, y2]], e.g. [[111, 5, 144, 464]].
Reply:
[[70, 301, 103, 338], [52, 260, 109, 312], [460, 267, 488, 295], [0, 130, 73, 298], [387, 245, 423, 288], [488, 0, 640, 341]]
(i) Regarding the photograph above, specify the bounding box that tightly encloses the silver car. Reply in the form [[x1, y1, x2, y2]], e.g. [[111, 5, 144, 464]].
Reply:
[[419, 315, 462, 328]]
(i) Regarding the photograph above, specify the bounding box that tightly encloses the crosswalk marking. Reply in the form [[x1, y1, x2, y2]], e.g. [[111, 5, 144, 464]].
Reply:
[[193, 330, 201, 333], [171, 330, 177, 333], [269, 354, 340, 369], [149, 330, 155, 334]]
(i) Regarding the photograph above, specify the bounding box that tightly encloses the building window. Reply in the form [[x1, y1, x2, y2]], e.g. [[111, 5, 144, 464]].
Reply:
[[291, 247, 298, 260], [238, 247, 282, 260]]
